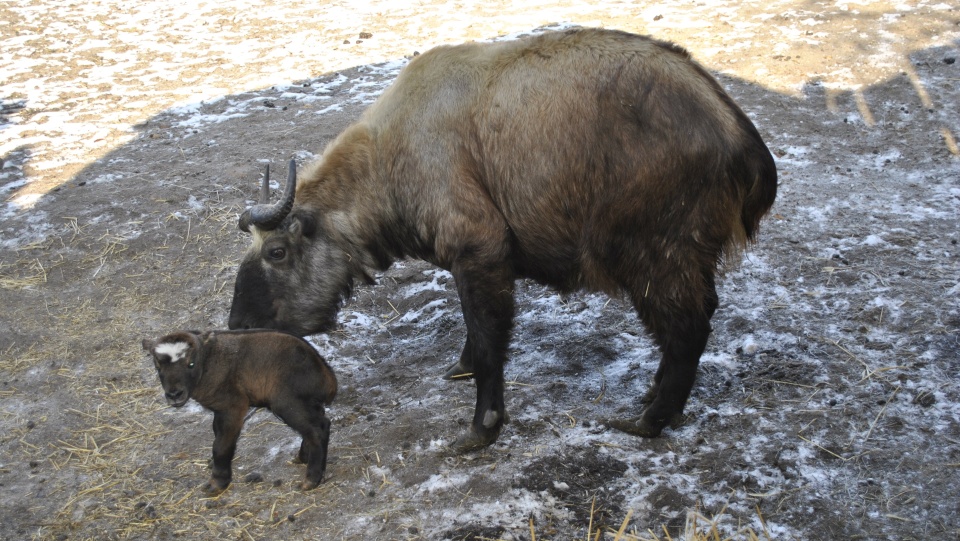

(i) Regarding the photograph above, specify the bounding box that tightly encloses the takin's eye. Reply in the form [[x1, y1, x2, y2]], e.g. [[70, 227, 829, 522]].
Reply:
[[267, 247, 286, 261]]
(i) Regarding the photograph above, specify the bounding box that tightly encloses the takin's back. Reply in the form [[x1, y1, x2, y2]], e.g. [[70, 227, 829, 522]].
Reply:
[[299, 28, 777, 295], [359, 28, 777, 291]]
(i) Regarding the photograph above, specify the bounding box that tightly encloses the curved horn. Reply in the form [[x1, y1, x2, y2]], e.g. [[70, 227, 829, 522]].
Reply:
[[238, 159, 298, 233], [258, 164, 270, 204]]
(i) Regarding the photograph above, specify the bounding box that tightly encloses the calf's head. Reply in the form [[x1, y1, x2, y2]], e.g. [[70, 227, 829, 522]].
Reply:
[[142, 332, 203, 407], [228, 160, 361, 337]]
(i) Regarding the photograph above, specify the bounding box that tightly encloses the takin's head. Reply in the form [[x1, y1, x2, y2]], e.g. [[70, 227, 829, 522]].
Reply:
[[228, 160, 366, 337], [142, 331, 203, 407]]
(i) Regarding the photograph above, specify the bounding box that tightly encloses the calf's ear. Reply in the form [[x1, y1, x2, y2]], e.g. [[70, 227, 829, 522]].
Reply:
[[141, 339, 154, 352]]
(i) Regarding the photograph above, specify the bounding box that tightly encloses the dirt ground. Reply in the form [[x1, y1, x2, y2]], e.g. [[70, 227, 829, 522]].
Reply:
[[1, 1, 959, 540]]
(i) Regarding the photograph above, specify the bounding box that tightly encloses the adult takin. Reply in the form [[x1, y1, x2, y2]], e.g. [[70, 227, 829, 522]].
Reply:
[[142, 330, 337, 493], [228, 28, 777, 451]]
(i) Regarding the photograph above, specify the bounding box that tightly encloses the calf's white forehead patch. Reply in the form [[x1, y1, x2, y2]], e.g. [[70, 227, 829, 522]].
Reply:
[[154, 341, 190, 363]]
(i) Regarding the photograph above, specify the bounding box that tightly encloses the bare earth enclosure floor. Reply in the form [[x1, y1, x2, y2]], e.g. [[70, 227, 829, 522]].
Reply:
[[1, 1, 959, 540]]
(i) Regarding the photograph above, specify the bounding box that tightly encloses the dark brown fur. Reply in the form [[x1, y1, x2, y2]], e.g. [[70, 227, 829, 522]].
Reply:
[[142, 330, 337, 493], [229, 28, 777, 450]]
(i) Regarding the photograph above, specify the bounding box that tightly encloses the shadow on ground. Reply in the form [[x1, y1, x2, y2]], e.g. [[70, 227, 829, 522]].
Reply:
[[0, 30, 958, 540]]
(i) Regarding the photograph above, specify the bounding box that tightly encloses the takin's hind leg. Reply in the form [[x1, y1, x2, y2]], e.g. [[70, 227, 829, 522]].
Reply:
[[638, 277, 717, 409], [609, 273, 717, 438]]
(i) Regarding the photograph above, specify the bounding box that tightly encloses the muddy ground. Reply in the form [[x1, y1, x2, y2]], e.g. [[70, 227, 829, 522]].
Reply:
[[1, 1, 959, 540]]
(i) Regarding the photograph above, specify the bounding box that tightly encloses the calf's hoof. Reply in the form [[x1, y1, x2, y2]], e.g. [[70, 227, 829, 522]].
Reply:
[[441, 359, 474, 380]]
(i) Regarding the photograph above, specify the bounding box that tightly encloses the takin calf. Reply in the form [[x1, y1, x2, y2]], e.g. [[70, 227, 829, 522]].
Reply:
[[228, 27, 778, 451], [142, 329, 337, 493]]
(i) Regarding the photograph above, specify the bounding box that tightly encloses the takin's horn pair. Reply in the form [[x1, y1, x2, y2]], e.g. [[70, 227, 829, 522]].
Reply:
[[238, 159, 297, 233]]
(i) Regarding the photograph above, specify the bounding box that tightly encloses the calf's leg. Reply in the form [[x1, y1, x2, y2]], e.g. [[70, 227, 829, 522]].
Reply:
[[303, 414, 331, 490], [207, 408, 246, 494], [273, 398, 329, 490]]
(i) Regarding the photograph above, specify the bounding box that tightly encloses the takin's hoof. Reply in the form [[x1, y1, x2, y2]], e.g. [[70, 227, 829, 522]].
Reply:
[[201, 478, 230, 496], [605, 411, 684, 438], [300, 478, 322, 491], [605, 416, 662, 438], [449, 426, 500, 454], [441, 359, 474, 381]]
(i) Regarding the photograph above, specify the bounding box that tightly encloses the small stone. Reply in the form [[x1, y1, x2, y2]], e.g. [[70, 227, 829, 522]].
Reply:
[[142, 504, 157, 519], [244, 472, 264, 483], [913, 392, 936, 408]]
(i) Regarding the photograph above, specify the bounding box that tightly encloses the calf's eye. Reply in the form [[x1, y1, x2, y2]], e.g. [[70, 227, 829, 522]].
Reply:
[[267, 248, 286, 261]]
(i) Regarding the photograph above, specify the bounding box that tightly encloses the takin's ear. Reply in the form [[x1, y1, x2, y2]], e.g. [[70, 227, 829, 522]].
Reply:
[[287, 212, 317, 239]]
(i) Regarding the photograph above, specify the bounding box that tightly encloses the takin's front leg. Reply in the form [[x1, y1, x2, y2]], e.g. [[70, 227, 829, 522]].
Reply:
[[449, 258, 515, 452], [206, 407, 246, 494]]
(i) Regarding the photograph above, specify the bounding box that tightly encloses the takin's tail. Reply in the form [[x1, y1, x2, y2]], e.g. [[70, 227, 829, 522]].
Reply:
[[717, 116, 778, 267], [740, 134, 778, 242]]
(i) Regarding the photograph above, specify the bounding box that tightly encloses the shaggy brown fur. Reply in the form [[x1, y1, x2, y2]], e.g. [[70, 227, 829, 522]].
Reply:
[[229, 28, 777, 450], [143, 330, 337, 493]]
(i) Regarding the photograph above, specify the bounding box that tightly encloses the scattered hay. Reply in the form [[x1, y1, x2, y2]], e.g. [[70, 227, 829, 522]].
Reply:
[[0, 258, 48, 290]]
